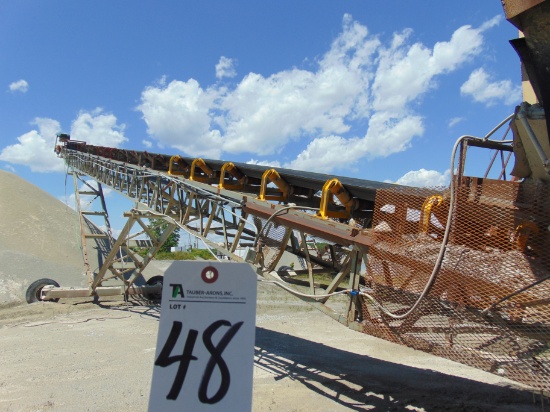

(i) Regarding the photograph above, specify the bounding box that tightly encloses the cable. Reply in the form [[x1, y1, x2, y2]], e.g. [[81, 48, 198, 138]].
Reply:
[[481, 273, 550, 316], [483, 113, 515, 141], [259, 278, 351, 300], [199, 238, 222, 261], [360, 114, 515, 320], [253, 204, 320, 248]]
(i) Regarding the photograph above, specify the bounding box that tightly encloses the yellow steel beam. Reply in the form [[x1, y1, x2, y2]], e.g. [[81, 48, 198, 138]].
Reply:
[[317, 178, 357, 219], [190, 158, 215, 183], [167, 155, 188, 176], [258, 168, 290, 201], [218, 162, 247, 190], [419, 195, 444, 234]]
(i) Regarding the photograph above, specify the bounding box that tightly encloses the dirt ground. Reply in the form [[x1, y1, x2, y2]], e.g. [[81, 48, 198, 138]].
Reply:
[[0, 280, 544, 412]]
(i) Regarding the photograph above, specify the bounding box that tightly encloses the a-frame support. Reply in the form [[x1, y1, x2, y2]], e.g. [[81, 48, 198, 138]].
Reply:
[[41, 209, 176, 301]]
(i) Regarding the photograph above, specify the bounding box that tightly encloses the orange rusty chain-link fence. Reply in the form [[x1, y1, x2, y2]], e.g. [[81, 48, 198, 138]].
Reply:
[[362, 179, 550, 391]]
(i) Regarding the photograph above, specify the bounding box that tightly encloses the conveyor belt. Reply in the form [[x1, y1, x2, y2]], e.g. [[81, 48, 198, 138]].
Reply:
[[66, 142, 405, 221], [177, 157, 396, 201], [69, 143, 396, 197]]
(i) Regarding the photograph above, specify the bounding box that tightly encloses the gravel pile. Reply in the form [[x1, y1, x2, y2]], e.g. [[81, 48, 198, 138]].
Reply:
[[0, 170, 96, 306]]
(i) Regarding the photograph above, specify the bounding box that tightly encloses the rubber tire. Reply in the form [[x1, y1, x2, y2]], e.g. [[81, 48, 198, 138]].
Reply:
[[26, 278, 60, 304], [144, 275, 164, 303]]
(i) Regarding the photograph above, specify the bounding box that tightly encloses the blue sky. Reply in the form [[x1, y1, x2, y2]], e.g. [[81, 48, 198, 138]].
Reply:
[[1, 1, 522, 236]]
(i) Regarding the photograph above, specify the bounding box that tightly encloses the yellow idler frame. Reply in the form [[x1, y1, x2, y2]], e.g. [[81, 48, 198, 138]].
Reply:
[[218, 162, 247, 190], [167, 155, 188, 176], [189, 158, 216, 183], [317, 178, 357, 219], [258, 169, 290, 202], [419, 195, 444, 233]]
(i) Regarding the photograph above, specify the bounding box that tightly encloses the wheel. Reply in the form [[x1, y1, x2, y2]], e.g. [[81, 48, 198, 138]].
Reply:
[[144, 275, 164, 302], [26, 278, 60, 304]]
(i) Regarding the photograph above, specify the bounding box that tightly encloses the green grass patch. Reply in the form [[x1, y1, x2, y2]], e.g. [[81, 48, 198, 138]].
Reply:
[[132, 248, 216, 261]]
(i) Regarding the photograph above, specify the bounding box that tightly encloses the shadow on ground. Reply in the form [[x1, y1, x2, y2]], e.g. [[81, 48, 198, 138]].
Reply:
[[255, 327, 542, 411], [95, 299, 161, 320]]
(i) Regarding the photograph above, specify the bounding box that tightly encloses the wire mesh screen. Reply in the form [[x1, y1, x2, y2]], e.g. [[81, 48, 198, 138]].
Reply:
[[253, 216, 292, 271], [362, 177, 550, 390]]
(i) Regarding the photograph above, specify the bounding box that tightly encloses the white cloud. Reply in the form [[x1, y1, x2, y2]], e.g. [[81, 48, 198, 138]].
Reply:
[[372, 19, 496, 112], [220, 68, 357, 155], [0, 109, 128, 172], [216, 56, 237, 79], [362, 112, 424, 157], [246, 159, 281, 168], [480, 15, 502, 31], [142, 139, 153, 149], [137, 14, 378, 159], [0, 118, 63, 172], [395, 168, 450, 187], [70, 108, 128, 147], [8, 79, 29, 93], [137, 15, 499, 174], [3, 164, 16, 173], [448, 117, 464, 128], [286, 112, 424, 173], [286, 135, 363, 173], [137, 79, 223, 158], [460, 67, 521, 106], [220, 15, 379, 156]]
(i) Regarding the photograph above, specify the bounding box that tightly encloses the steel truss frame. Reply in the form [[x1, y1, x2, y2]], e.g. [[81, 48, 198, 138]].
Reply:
[[43, 149, 366, 327]]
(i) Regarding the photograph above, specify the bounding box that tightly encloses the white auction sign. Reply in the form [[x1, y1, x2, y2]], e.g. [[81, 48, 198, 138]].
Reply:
[[148, 261, 257, 412]]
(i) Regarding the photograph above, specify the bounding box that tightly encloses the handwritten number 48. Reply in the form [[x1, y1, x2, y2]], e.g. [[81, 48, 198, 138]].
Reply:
[[155, 320, 243, 403]]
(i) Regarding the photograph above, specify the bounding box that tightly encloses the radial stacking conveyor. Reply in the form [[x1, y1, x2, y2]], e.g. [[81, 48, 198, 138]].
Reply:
[[27, 0, 550, 392]]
